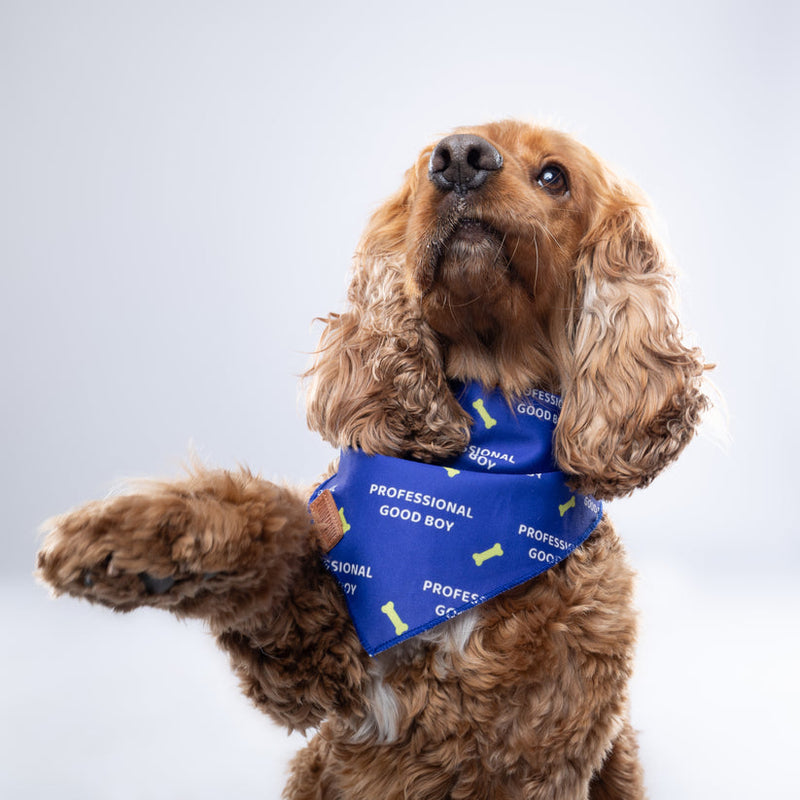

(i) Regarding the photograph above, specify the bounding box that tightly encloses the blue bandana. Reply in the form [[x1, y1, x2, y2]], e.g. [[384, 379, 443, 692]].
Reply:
[[309, 383, 602, 656]]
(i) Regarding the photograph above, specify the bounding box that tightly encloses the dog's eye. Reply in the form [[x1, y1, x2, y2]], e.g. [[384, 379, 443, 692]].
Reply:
[[536, 165, 569, 196]]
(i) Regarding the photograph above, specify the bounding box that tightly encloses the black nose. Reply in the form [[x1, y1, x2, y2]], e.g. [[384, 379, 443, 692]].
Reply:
[[428, 134, 503, 193]]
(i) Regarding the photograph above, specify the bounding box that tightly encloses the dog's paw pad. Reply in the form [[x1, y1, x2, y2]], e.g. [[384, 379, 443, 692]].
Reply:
[[139, 573, 176, 595]]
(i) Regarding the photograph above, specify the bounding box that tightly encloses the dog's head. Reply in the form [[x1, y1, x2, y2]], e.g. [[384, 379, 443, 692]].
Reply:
[[307, 121, 707, 498]]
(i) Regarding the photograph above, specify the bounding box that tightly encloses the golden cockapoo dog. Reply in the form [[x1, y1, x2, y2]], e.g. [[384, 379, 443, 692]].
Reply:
[[37, 120, 707, 799]]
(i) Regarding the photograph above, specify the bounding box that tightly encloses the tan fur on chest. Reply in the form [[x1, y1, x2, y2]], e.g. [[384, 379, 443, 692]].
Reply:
[[341, 519, 636, 754]]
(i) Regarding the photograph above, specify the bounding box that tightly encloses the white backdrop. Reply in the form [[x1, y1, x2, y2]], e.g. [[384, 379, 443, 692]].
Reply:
[[2, 1, 798, 798]]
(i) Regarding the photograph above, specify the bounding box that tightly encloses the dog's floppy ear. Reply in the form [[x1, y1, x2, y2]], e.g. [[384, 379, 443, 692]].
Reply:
[[554, 194, 707, 499], [305, 186, 471, 463]]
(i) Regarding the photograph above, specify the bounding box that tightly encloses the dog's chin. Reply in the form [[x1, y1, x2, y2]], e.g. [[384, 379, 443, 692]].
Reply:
[[430, 221, 508, 293], [417, 243, 518, 345]]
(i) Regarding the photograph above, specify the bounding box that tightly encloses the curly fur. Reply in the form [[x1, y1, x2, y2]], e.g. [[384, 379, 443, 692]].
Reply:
[[37, 120, 707, 799]]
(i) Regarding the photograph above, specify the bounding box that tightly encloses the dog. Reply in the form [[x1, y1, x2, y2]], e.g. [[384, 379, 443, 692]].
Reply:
[[37, 120, 707, 799]]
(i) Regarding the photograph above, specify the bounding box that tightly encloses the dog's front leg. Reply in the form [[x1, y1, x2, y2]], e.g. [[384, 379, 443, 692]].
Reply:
[[36, 467, 371, 731]]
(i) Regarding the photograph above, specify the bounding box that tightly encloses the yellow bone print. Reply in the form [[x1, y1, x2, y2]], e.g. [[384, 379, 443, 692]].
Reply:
[[559, 496, 576, 517], [380, 601, 409, 635], [473, 542, 504, 566], [472, 398, 497, 429]]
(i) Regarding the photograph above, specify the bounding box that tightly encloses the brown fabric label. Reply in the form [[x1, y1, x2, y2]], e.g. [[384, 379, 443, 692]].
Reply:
[[309, 489, 344, 552]]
